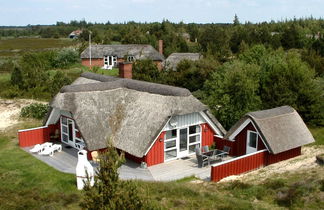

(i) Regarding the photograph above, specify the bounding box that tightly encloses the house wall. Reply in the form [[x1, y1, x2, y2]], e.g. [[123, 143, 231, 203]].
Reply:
[[201, 123, 215, 147], [81, 58, 104, 67], [215, 122, 266, 157], [211, 150, 267, 182], [18, 126, 51, 147], [18, 123, 60, 147], [144, 132, 165, 166], [266, 147, 301, 165]]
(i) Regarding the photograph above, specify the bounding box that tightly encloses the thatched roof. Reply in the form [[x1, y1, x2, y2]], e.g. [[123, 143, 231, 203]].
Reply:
[[164, 53, 202, 70], [48, 72, 225, 158], [80, 44, 164, 61], [225, 106, 315, 154]]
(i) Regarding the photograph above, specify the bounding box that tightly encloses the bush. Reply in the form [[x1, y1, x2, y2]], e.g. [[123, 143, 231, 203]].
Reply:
[[52, 49, 79, 69], [20, 103, 48, 120]]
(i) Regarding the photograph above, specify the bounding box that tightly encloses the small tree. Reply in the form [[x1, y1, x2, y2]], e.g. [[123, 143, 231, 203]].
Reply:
[[80, 141, 150, 210]]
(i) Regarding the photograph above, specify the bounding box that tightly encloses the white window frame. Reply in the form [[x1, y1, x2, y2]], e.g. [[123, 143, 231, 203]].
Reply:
[[127, 55, 135, 62], [246, 130, 258, 154], [163, 124, 202, 161], [60, 116, 84, 150], [164, 129, 178, 161]]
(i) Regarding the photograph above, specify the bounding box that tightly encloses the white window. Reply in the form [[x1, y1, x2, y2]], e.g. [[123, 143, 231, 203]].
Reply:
[[164, 129, 177, 160], [127, 55, 135, 62], [246, 130, 258, 154], [188, 125, 201, 154]]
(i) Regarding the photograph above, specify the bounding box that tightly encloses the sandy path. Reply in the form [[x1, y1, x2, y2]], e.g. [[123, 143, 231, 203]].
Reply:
[[219, 146, 324, 183], [0, 98, 47, 131]]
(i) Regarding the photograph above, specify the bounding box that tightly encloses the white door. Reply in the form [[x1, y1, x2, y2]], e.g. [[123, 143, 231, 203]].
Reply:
[[178, 128, 189, 157], [246, 130, 258, 154], [60, 116, 85, 150]]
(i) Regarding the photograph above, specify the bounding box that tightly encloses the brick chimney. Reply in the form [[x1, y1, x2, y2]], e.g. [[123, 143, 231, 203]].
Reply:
[[158, 40, 163, 55], [119, 62, 132, 79]]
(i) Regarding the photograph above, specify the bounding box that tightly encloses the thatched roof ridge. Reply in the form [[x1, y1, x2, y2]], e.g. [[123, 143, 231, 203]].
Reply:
[[80, 44, 165, 61], [164, 53, 202, 70], [61, 72, 191, 96], [225, 106, 315, 154]]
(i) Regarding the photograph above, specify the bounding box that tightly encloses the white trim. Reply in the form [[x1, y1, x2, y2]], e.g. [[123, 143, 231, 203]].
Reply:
[[211, 149, 268, 167], [18, 126, 48, 132], [199, 111, 223, 137], [228, 118, 252, 140], [246, 130, 258, 154], [144, 117, 172, 156], [249, 120, 270, 152], [45, 109, 54, 126]]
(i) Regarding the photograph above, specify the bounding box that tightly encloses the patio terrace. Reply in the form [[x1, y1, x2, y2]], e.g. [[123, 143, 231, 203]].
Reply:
[[23, 145, 232, 182]]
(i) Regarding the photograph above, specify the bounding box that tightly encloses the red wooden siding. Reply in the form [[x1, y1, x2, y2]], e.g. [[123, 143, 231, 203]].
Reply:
[[18, 126, 51, 147], [266, 147, 301, 165], [211, 150, 267, 182], [211, 147, 302, 182], [144, 132, 165, 166], [215, 122, 266, 157], [214, 137, 235, 156], [201, 123, 215, 147]]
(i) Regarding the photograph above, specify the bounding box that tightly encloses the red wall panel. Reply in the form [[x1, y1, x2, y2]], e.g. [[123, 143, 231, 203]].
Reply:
[[211, 150, 267, 182], [18, 127, 51, 147], [211, 147, 302, 182], [81, 58, 104, 67], [201, 123, 215, 147], [144, 132, 165, 166], [214, 137, 235, 156], [266, 147, 301, 165]]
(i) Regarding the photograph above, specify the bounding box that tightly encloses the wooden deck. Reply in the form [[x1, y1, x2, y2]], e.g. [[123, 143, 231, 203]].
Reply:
[[22, 145, 230, 181]]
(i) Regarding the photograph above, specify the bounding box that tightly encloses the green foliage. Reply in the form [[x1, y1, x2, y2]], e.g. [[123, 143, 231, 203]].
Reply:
[[203, 45, 324, 128], [259, 49, 324, 125], [165, 58, 220, 92], [51, 48, 79, 68], [133, 59, 160, 82], [48, 71, 72, 97], [20, 103, 48, 119], [203, 60, 262, 129], [80, 141, 151, 209]]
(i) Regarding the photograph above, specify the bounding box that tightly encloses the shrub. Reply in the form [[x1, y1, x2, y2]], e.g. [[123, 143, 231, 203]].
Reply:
[[52, 49, 79, 69], [20, 103, 48, 120]]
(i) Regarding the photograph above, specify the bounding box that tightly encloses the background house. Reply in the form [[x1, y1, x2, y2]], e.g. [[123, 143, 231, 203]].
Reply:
[[81, 44, 165, 70], [164, 53, 202, 70]]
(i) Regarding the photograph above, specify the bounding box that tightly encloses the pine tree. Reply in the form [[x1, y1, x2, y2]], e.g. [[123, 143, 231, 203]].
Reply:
[[80, 140, 151, 210]]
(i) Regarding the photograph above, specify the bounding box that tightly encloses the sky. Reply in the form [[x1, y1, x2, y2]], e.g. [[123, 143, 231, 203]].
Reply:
[[0, 0, 323, 26]]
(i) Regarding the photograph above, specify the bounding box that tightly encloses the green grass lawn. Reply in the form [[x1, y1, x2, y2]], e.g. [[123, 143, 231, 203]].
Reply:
[[0, 37, 77, 57], [309, 126, 324, 146]]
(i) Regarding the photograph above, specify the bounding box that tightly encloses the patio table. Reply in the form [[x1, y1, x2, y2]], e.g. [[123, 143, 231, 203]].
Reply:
[[203, 149, 228, 163]]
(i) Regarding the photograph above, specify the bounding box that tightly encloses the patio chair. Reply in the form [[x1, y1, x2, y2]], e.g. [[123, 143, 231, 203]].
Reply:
[[223, 146, 231, 158], [202, 145, 209, 153], [39, 144, 62, 156], [195, 148, 210, 168], [29, 142, 53, 153]]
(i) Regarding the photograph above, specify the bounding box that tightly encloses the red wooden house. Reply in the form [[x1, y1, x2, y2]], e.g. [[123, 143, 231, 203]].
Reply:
[[211, 106, 315, 181], [19, 66, 226, 167]]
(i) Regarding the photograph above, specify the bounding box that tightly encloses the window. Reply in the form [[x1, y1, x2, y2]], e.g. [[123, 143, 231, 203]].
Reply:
[[189, 125, 200, 134], [248, 131, 257, 148], [164, 129, 177, 160], [127, 56, 135, 62], [165, 129, 177, 139], [188, 125, 201, 154]]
